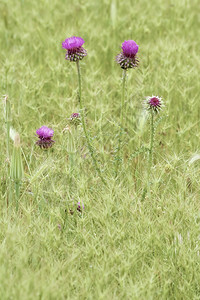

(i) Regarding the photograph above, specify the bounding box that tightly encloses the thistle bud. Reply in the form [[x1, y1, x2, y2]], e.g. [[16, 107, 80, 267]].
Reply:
[[144, 96, 164, 113], [68, 112, 81, 127]]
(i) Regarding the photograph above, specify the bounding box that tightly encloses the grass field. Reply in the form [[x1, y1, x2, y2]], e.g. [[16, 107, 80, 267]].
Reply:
[[0, 0, 200, 299]]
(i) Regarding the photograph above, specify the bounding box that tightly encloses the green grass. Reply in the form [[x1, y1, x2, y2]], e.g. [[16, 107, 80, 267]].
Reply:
[[0, 0, 200, 299]]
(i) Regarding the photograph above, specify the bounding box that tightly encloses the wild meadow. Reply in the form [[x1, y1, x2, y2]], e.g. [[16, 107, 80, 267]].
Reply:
[[0, 0, 200, 299]]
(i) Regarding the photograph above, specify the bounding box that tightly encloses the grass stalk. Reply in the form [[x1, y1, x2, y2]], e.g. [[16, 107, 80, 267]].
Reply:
[[5, 95, 11, 159], [115, 69, 127, 177], [4, 95, 11, 207], [10, 133, 24, 211]]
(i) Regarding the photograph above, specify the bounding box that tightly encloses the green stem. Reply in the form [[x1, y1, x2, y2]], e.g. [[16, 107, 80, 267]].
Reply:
[[115, 69, 127, 177], [69, 152, 74, 191], [76, 61, 106, 186], [5, 97, 11, 158], [5, 96, 11, 207], [147, 111, 154, 194], [120, 69, 127, 130]]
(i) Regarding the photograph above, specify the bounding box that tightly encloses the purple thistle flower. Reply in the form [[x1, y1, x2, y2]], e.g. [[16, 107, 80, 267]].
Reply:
[[145, 96, 164, 113], [122, 40, 139, 57], [62, 36, 87, 62], [116, 40, 139, 69], [62, 37, 85, 49], [36, 126, 55, 149]]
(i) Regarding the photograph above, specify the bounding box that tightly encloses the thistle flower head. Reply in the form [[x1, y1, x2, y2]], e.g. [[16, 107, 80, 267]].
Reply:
[[116, 39, 139, 69], [144, 96, 164, 113], [122, 40, 139, 58], [62, 36, 87, 62], [36, 126, 54, 138], [36, 126, 55, 149], [62, 36, 85, 50]]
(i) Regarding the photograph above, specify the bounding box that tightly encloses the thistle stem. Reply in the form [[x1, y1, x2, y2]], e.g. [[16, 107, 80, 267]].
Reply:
[[115, 69, 127, 177], [147, 110, 154, 194], [120, 69, 127, 130], [76, 61, 106, 186]]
